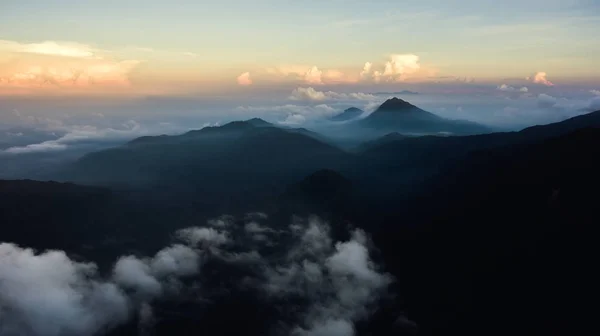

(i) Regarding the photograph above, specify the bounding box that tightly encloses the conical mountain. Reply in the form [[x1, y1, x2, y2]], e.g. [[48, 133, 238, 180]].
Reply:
[[360, 97, 489, 135]]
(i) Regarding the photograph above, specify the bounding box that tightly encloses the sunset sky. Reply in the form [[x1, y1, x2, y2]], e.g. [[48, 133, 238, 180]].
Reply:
[[1, 0, 599, 97]]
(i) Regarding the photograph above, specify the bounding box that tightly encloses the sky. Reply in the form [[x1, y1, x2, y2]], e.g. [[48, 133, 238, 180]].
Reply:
[[1, 0, 600, 145]]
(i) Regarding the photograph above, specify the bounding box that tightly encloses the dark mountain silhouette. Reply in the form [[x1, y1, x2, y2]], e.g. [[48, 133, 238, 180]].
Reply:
[[359, 97, 490, 135], [366, 127, 599, 336], [61, 122, 352, 201], [330, 107, 364, 121], [2, 111, 599, 336], [361, 109, 600, 168], [355, 132, 408, 152]]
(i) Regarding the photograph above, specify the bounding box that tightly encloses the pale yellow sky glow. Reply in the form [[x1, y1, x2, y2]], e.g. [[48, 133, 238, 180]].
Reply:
[[1, 0, 599, 96]]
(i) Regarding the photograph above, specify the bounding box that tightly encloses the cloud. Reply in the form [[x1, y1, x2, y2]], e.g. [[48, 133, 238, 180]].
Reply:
[[529, 72, 554, 86], [0, 40, 96, 58], [382, 54, 420, 79], [237, 72, 252, 86], [235, 104, 337, 123], [2, 120, 144, 154], [0, 243, 130, 336], [591, 90, 600, 96], [176, 227, 230, 247], [305, 66, 323, 85], [266, 65, 356, 85], [289, 87, 377, 102], [536, 94, 600, 113], [279, 113, 307, 125], [537, 93, 558, 108], [360, 62, 372, 79], [262, 217, 393, 335], [361, 54, 426, 83], [1, 213, 395, 335], [497, 84, 528, 93], [0, 39, 141, 92]]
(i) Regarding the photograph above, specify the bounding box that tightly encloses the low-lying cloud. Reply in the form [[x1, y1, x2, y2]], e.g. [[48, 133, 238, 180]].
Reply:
[[497, 84, 528, 93], [289, 87, 377, 102], [0, 214, 396, 336]]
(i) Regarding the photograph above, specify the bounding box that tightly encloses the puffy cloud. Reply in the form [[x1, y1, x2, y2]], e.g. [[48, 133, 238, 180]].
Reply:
[[150, 244, 200, 278], [177, 227, 230, 247], [0, 243, 130, 336], [113, 256, 163, 297], [245, 221, 274, 234], [305, 66, 324, 85], [497, 84, 528, 93], [262, 218, 393, 334], [237, 72, 252, 86], [289, 87, 376, 102], [361, 54, 425, 83], [382, 54, 420, 79], [279, 113, 307, 125], [0, 39, 140, 93], [590, 90, 600, 96], [1, 213, 395, 335], [529, 72, 554, 86], [360, 62, 372, 78]]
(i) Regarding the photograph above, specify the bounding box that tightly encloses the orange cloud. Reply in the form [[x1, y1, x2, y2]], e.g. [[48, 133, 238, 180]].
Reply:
[[528, 72, 554, 86], [237, 72, 252, 85], [0, 40, 141, 95], [361, 54, 431, 83]]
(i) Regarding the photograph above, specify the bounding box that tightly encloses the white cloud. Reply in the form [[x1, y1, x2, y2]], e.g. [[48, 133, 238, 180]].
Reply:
[[360, 62, 372, 78], [176, 227, 230, 247], [590, 90, 600, 96], [245, 221, 273, 234], [530, 72, 554, 86], [262, 218, 393, 335], [305, 66, 323, 85], [0, 40, 95, 58], [362, 54, 424, 83], [382, 54, 420, 79], [1, 213, 396, 336], [279, 113, 307, 125], [237, 72, 252, 86], [0, 243, 130, 336], [113, 256, 163, 297], [289, 87, 376, 102], [2, 120, 144, 154], [497, 84, 529, 93], [235, 104, 337, 122]]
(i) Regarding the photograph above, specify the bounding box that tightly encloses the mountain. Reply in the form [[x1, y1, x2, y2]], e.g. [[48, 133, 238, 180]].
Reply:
[[60, 121, 352, 202], [362, 109, 600, 166], [281, 169, 353, 212], [359, 97, 490, 135], [330, 107, 364, 121], [368, 127, 599, 336], [355, 132, 408, 152]]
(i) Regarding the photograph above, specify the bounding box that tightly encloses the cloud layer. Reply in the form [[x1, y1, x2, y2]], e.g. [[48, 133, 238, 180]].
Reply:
[[0, 214, 394, 336]]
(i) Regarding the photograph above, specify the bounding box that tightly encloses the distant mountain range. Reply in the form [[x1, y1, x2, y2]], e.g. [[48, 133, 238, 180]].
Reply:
[[329, 107, 364, 122], [2, 105, 600, 336], [60, 119, 352, 196]]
